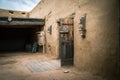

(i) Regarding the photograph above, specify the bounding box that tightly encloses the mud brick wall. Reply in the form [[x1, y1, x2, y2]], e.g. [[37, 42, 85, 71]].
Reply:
[[0, 9, 29, 18], [74, 1, 119, 80], [29, 0, 119, 79]]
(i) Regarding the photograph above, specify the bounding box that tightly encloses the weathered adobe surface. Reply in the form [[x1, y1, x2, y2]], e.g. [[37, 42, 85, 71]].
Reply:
[[0, 9, 29, 18], [0, 0, 119, 80], [29, 0, 119, 80]]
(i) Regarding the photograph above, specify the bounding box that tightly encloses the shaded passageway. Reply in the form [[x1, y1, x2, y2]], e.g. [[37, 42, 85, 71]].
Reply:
[[0, 17, 45, 53]]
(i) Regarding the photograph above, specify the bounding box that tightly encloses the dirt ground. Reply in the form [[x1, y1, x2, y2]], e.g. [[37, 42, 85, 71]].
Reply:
[[0, 52, 106, 80]]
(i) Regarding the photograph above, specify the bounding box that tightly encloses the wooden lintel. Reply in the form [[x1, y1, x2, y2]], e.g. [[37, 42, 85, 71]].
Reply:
[[0, 16, 45, 26]]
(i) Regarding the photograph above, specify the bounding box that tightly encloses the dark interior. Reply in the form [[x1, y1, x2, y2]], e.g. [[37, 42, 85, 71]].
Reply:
[[0, 26, 41, 53]]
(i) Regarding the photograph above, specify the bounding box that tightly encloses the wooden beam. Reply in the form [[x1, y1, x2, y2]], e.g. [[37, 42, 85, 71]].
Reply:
[[0, 16, 45, 26]]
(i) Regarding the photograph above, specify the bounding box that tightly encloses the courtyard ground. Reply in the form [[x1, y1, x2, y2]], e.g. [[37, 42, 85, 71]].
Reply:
[[0, 52, 106, 80]]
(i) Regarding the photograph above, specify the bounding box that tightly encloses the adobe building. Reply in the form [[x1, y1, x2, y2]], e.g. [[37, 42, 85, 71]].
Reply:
[[0, 0, 119, 80]]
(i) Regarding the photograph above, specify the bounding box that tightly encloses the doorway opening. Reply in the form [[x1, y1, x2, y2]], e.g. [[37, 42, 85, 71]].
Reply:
[[0, 26, 43, 53], [58, 17, 74, 66], [0, 17, 45, 54]]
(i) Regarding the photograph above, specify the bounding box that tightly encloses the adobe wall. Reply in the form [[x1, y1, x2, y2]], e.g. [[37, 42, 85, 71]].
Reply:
[[73, 1, 119, 80], [29, 0, 119, 79], [29, 0, 79, 57], [0, 9, 29, 18]]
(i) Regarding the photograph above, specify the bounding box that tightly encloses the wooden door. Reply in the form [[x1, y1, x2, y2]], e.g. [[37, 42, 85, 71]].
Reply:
[[58, 17, 74, 66]]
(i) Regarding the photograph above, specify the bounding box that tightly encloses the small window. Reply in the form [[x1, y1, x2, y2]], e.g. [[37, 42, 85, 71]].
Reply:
[[9, 11, 14, 15], [21, 12, 26, 15]]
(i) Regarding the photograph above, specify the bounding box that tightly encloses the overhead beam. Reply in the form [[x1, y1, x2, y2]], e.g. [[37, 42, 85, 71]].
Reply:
[[0, 16, 45, 26]]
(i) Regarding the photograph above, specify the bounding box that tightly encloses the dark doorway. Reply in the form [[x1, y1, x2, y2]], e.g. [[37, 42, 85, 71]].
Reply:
[[58, 17, 74, 66], [0, 17, 45, 53], [0, 26, 41, 53]]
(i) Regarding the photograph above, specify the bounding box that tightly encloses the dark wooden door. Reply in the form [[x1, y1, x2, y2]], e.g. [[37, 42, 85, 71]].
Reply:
[[58, 17, 74, 66]]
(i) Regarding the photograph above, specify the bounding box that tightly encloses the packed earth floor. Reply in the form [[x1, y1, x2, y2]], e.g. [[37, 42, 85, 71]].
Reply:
[[0, 52, 106, 80]]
